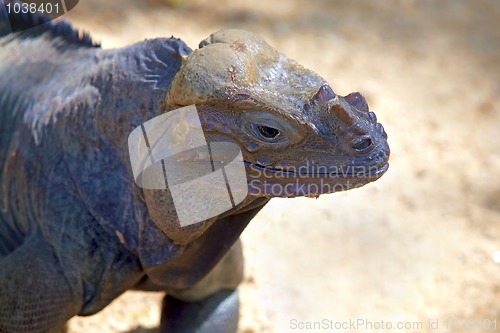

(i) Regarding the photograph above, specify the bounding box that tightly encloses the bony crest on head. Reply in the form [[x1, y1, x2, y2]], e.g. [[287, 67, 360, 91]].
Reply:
[[166, 29, 326, 113]]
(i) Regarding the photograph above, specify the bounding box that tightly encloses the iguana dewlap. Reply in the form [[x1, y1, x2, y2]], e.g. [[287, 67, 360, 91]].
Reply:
[[0, 9, 389, 333]]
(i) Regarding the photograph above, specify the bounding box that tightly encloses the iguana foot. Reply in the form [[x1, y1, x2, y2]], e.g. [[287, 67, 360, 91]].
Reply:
[[160, 289, 239, 333]]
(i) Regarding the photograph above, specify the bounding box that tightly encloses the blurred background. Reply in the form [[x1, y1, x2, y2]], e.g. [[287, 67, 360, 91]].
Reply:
[[64, 0, 500, 332]]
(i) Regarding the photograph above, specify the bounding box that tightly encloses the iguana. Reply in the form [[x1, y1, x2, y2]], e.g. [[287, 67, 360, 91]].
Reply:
[[0, 7, 390, 333]]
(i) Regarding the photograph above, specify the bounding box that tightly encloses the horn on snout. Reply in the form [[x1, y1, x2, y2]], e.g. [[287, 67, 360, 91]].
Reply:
[[330, 104, 357, 127], [344, 92, 369, 113], [311, 84, 336, 104]]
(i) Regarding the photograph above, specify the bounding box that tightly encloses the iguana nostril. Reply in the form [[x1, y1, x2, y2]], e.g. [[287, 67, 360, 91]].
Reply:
[[368, 112, 377, 123], [353, 138, 372, 151]]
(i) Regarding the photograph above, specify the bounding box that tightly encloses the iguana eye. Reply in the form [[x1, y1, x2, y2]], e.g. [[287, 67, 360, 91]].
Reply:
[[239, 111, 297, 144], [257, 125, 280, 139]]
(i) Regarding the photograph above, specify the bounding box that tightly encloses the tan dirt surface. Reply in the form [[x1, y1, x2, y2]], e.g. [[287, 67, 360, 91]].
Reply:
[[64, 0, 500, 332]]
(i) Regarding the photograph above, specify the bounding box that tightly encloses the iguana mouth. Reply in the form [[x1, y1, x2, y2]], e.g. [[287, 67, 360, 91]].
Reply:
[[243, 161, 389, 178], [243, 160, 389, 197], [244, 161, 389, 198]]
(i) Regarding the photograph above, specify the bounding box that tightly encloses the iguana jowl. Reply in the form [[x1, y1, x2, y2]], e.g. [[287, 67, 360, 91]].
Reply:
[[0, 9, 390, 333]]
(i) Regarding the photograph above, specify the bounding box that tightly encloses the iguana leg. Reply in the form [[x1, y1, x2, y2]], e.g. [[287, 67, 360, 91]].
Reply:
[[160, 240, 243, 333], [0, 234, 82, 333], [161, 289, 239, 333]]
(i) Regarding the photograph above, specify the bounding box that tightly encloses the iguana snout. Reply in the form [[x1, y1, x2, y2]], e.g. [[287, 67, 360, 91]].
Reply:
[[310, 83, 388, 157]]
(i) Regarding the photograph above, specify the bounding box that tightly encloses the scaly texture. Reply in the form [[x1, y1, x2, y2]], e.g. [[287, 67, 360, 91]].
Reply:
[[0, 7, 389, 333]]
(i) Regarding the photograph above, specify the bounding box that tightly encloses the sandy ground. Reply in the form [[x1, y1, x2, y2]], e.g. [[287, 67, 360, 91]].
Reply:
[[62, 0, 500, 332]]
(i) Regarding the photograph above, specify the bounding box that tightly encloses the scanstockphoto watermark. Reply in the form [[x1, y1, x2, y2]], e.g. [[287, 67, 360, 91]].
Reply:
[[289, 318, 498, 331], [1, 0, 80, 32], [248, 160, 381, 180], [246, 156, 380, 196], [2, 0, 81, 65], [290, 318, 423, 331], [248, 178, 366, 197], [128, 105, 248, 227]]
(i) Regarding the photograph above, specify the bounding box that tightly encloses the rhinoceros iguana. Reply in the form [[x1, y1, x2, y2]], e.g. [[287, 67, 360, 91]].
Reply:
[[0, 6, 390, 333]]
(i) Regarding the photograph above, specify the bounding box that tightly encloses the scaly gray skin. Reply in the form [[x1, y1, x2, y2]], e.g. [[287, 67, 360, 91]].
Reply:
[[0, 9, 389, 333]]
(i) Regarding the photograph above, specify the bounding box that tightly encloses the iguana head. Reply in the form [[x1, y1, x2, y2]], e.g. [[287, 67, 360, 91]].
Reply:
[[166, 29, 389, 198]]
